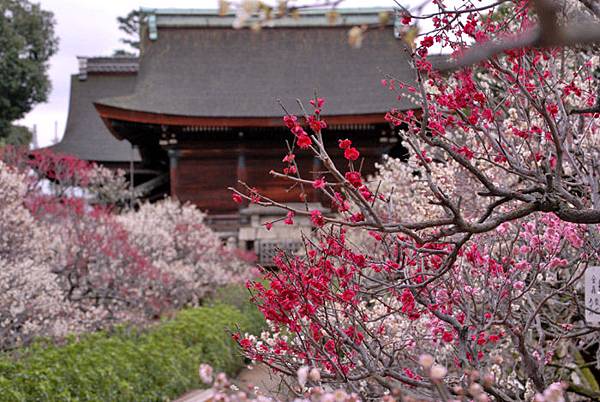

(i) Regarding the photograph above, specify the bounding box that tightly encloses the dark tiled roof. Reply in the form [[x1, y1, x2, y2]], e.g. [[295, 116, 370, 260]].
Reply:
[[98, 24, 419, 118], [50, 73, 141, 162]]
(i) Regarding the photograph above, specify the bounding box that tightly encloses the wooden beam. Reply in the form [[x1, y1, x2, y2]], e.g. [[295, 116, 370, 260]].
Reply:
[[134, 173, 169, 196], [94, 102, 389, 129]]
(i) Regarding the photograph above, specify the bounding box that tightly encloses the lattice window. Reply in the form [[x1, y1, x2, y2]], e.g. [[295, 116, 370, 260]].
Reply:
[[258, 240, 303, 265]]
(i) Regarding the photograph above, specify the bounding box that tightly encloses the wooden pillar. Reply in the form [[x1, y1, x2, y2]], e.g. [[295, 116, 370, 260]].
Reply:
[[237, 147, 247, 188], [168, 148, 180, 199]]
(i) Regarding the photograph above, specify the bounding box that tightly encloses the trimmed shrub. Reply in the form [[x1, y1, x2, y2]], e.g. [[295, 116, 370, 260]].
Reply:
[[0, 303, 264, 401]]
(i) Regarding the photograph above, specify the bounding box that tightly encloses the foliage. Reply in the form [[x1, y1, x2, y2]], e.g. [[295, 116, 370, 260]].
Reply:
[[210, 283, 264, 316], [115, 9, 142, 54], [0, 125, 32, 147], [0, 0, 58, 138], [232, 1, 600, 400], [0, 303, 264, 402]]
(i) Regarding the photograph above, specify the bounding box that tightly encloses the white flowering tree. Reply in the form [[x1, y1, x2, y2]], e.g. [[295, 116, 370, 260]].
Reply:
[[0, 148, 254, 349]]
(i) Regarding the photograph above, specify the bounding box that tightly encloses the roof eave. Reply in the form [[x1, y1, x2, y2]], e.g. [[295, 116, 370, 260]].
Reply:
[[95, 102, 391, 128]]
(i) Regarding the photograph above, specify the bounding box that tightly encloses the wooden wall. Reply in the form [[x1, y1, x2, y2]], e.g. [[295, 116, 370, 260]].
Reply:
[[168, 127, 394, 216]]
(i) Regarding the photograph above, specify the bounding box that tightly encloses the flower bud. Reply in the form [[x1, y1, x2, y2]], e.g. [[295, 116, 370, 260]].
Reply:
[[469, 383, 484, 396], [310, 386, 324, 396], [418, 353, 434, 369], [297, 366, 309, 388], [214, 372, 229, 389], [476, 394, 490, 402], [483, 373, 495, 388], [309, 367, 321, 382], [198, 363, 213, 384], [430, 364, 447, 381]]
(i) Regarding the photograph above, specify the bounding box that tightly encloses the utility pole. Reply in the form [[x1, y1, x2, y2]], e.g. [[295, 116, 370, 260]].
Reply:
[[52, 121, 59, 144], [31, 124, 39, 149], [130, 144, 135, 209]]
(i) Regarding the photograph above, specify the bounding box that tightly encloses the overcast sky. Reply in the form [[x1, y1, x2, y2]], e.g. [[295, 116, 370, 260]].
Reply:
[[20, 0, 395, 147]]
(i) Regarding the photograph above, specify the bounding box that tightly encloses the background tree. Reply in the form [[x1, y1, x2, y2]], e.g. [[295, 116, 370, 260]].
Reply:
[[1, 125, 31, 147], [114, 9, 142, 55], [0, 0, 57, 142], [0, 147, 254, 350]]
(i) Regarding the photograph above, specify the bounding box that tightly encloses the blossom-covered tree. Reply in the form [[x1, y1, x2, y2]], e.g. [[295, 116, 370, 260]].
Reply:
[[232, 1, 600, 400], [0, 148, 254, 349], [0, 161, 77, 348]]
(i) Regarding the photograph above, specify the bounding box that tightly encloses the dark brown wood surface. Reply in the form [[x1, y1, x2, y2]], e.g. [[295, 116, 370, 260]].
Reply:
[[170, 134, 390, 214]]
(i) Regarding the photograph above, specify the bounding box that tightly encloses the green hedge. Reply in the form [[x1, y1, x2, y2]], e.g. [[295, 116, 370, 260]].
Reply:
[[0, 303, 264, 402]]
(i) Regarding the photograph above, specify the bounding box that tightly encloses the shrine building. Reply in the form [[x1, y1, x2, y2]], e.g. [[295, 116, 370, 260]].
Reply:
[[52, 8, 425, 261]]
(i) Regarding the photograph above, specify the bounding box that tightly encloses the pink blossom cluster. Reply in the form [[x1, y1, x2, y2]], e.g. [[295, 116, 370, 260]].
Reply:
[[0, 150, 254, 349]]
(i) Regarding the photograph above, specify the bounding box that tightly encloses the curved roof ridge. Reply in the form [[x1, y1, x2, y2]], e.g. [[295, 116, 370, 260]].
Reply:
[[142, 7, 396, 31], [141, 7, 394, 16]]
